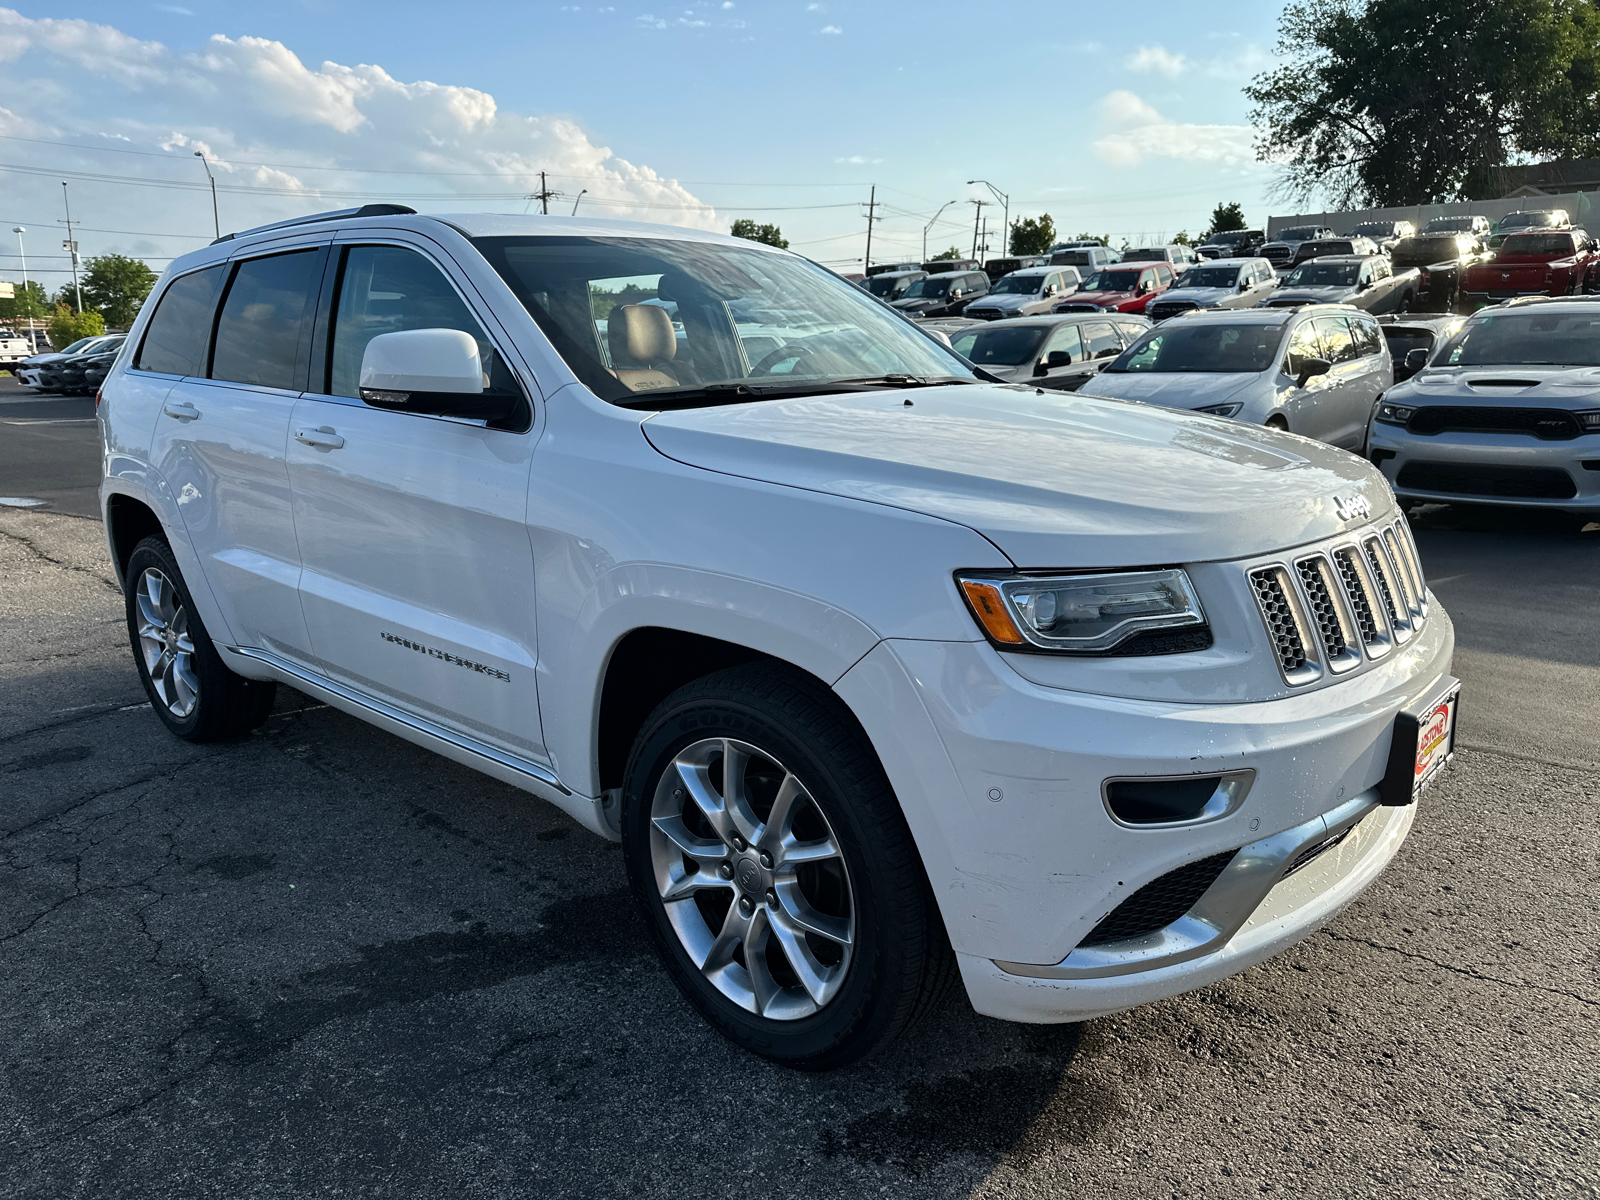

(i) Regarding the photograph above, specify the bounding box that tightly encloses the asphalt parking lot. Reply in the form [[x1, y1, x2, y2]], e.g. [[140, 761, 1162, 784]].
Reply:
[[1, 372, 1596, 1198]]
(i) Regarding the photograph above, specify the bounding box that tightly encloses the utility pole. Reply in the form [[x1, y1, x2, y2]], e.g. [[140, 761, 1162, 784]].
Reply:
[[922, 200, 956, 261], [863, 185, 880, 272], [969, 198, 988, 260], [524, 171, 559, 215], [194, 152, 220, 240], [60, 182, 82, 313]]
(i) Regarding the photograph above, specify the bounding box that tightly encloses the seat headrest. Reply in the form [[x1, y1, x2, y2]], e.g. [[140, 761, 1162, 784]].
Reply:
[[609, 305, 676, 367]]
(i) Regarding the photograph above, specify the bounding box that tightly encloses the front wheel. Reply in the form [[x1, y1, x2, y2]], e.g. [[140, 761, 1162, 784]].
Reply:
[[124, 536, 276, 741], [621, 665, 951, 1069]]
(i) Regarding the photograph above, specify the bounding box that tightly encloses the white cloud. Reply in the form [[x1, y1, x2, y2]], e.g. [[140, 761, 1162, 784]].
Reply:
[[0, 8, 719, 248], [1091, 90, 1255, 168], [819, 24, 841, 34], [1125, 45, 1188, 77], [834, 155, 881, 164], [156, 4, 195, 14]]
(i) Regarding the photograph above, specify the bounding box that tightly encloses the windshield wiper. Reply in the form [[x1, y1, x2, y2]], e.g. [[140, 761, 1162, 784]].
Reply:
[[614, 374, 976, 409]]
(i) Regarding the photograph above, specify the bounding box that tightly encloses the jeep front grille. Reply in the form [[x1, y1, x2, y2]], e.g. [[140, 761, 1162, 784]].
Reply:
[[1248, 518, 1425, 686]]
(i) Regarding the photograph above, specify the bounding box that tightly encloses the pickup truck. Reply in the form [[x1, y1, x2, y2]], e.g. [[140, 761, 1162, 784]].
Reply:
[[1390, 233, 1489, 313], [1459, 230, 1599, 309], [0, 327, 34, 367]]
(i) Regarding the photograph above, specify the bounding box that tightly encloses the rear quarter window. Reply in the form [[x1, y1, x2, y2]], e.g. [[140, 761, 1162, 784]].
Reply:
[[134, 265, 225, 377]]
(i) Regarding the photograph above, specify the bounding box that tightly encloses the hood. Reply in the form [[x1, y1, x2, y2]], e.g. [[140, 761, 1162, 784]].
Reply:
[[966, 293, 1037, 312], [22, 351, 69, 366], [1056, 291, 1134, 309], [893, 297, 947, 313], [1152, 286, 1236, 308], [640, 384, 1392, 567], [1391, 364, 1600, 408], [1268, 284, 1356, 304], [1077, 371, 1257, 410]]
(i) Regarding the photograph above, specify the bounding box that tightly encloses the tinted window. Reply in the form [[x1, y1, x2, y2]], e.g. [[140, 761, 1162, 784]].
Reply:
[[210, 251, 322, 390], [135, 265, 225, 376], [1042, 323, 1085, 362], [1439, 310, 1600, 367], [1285, 322, 1326, 374], [1081, 321, 1122, 358], [1502, 233, 1579, 255], [1352, 317, 1383, 357], [1314, 316, 1357, 363], [950, 325, 1047, 367], [329, 246, 500, 400], [1108, 323, 1282, 374]]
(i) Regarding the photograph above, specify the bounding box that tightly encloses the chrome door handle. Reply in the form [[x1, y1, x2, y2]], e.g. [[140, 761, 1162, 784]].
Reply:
[[294, 426, 345, 450], [162, 401, 199, 421]]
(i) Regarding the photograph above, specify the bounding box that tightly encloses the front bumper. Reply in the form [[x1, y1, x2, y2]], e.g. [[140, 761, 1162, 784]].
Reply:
[[832, 599, 1453, 1024], [15, 368, 46, 388], [1369, 423, 1600, 509]]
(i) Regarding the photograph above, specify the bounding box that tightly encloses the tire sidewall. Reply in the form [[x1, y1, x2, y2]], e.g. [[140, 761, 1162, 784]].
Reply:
[[124, 537, 214, 739], [621, 683, 905, 1067]]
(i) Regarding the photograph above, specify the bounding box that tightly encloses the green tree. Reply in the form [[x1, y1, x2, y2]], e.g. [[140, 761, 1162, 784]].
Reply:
[[1171, 231, 1195, 247], [1205, 203, 1248, 237], [0, 280, 48, 321], [1008, 213, 1057, 256], [730, 219, 789, 249], [46, 302, 105, 349], [81, 254, 157, 330], [1247, 0, 1600, 207], [929, 246, 963, 260]]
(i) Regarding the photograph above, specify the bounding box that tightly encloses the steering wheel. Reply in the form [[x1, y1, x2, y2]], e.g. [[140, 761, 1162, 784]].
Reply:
[[751, 344, 816, 377]]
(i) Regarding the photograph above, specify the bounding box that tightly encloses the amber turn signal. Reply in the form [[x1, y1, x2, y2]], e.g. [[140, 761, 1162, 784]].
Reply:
[[959, 580, 1025, 645]]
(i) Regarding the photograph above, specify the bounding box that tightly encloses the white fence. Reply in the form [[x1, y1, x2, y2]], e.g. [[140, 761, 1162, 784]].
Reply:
[[1267, 191, 1600, 237]]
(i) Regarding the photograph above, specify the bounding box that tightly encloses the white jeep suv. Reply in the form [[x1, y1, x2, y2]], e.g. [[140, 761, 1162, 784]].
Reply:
[[98, 206, 1457, 1068]]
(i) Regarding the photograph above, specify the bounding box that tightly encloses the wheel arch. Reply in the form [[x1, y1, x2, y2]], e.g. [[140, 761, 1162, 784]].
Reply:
[[104, 491, 168, 591]]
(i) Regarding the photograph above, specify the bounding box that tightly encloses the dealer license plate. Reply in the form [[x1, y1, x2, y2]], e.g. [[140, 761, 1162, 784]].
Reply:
[[1378, 680, 1460, 806]]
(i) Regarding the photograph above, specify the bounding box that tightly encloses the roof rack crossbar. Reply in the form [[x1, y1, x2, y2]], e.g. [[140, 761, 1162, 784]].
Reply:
[[211, 203, 418, 246]]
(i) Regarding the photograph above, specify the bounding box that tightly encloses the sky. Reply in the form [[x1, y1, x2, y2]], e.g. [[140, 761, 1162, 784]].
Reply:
[[0, 0, 1291, 293]]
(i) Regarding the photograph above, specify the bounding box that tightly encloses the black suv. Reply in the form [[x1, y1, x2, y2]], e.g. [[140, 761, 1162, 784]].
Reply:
[[1196, 229, 1265, 259], [891, 270, 990, 317]]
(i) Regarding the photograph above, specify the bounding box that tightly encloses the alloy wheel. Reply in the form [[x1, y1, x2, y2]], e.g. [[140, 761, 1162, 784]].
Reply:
[[648, 737, 856, 1021], [135, 566, 199, 718]]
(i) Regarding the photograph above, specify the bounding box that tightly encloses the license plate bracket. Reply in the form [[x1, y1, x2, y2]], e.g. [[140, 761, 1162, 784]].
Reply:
[[1378, 678, 1461, 806]]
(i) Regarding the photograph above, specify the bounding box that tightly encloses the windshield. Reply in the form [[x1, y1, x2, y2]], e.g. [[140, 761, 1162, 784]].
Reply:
[[1285, 262, 1360, 286], [902, 277, 953, 298], [1052, 250, 1098, 267], [1173, 266, 1242, 289], [1205, 231, 1248, 245], [1121, 249, 1165, 262], [473, 235, 969, 406], [1424, 218, 1474, 232], [950, 325, 1048, 367], [1501, 233, 1578, 255], [1392, 236, 1466, 267], [1437, 310, 1600, 367], [1501, 212, 1558, 230], [990, 275, 1046, 295], [1281, 227, 1321, 241], [1348, 224, 1392, 237], [1080, 270, 1140, 292], [56, 337, 94, 354], [1106, 322, 1283, 374], [864, 274, 915, 298]]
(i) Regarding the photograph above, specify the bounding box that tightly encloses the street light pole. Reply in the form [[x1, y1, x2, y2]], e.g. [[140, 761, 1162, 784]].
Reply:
[[922, 200, 956, 261], [194, 152, 220, 240], [967, 179, 1009, 257], [61, 182, 82, 312], [11, 227, 27, 311], [571, 189, 587, 216]]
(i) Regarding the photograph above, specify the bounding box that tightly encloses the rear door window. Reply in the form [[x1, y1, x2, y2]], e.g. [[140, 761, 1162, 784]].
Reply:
[[1313, 316, 1358, 363], [1285, 322, 1327, 374], [211, 250, 323, 390], [1081, 321, 1121, 358], [135, 265, 225, 376], [1041, 323, 1085, 363]]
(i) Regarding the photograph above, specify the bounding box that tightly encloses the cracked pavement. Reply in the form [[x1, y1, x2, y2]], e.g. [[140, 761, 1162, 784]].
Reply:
[[1, 499, 1597, 1198]]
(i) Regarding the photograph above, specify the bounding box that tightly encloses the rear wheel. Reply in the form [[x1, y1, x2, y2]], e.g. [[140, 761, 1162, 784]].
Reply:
[[124, 536, 276, 742], [621, 664, 951, 1070], [1266, 414, 1289, 431]]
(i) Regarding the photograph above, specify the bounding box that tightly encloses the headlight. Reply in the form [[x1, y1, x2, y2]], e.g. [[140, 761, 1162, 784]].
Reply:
[[1376, 402, 1415, 424], [1576, 410, 1600, 431], [956, 569, 1206, 654], [1194, 401, 1243, 417]]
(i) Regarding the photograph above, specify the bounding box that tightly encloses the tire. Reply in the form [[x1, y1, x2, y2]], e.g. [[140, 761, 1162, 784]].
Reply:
[[1266, 414, 1289, 431], [621, 664, 952, 1070], [123, 536, 276, 742]]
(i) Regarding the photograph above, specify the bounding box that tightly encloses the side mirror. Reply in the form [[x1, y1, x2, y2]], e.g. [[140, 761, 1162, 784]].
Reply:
[[1295, 356, 1332, 389], [1046, 350, 1074, 369], [359, 328, 514, 421], [1239, 280, 1252, 292], [1404, 347, 1428, 372]]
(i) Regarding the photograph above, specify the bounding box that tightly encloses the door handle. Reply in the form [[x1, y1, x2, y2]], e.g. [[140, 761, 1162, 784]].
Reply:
[[162, 401, 199, 421], [294, 426, 345, 450]]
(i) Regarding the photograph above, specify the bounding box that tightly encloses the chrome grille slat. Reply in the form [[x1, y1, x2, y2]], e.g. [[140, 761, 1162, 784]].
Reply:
[[1331, 548, 1380, 646], [1363, 536, 1412, 643], [1248, 566, 1317, 682], [1293, 555, 1359, 670]]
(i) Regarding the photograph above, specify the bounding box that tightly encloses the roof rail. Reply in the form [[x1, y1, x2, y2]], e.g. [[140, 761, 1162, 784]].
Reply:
[[210, 203, 418, 246]]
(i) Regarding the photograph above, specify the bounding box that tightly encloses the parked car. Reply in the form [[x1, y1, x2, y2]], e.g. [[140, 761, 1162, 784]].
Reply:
[[1259, 226, 1336, 271], [1260, 255, 1421, 314], [1052, 264, 1172, 314], [1122, 244, 1199, 276], [1420, 214, 1491, 241], [865, 262, 922, 278], [100, 205, 1455, 1070], [1145, 258, 1279, 321], [1083, 305, 1392, 450], [862, 270, 927, 302], [1346, 220, 1416, 253], [14, 334, 123, 391], [1290, 236, 1381, 268], [982, 255, 1049, 283], [1487, 209, 1570, 250], [891, 269, 990, 316], [1196, 229, 1266, 260], [1375, 314, 1465, 383], [1049, 246, 1117, 273], [1389, 233, 1490, 313], [962, 267, 1082, 320], [54, 335, 127, 395], [1368, 297, 1600, 511], [0, 326, 34, 367], [947, 312, 1149, 389], [1459, 229, 1599, 309], [920, 258, 980, 275]]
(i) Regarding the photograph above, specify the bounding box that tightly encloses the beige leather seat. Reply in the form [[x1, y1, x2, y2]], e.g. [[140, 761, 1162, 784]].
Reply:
[[608, 305, 680, 392]]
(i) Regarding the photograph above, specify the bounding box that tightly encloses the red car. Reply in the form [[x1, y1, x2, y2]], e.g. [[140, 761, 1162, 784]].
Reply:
[[1051, 263, 1172, 314], [1460, 229, 1599, 309]]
